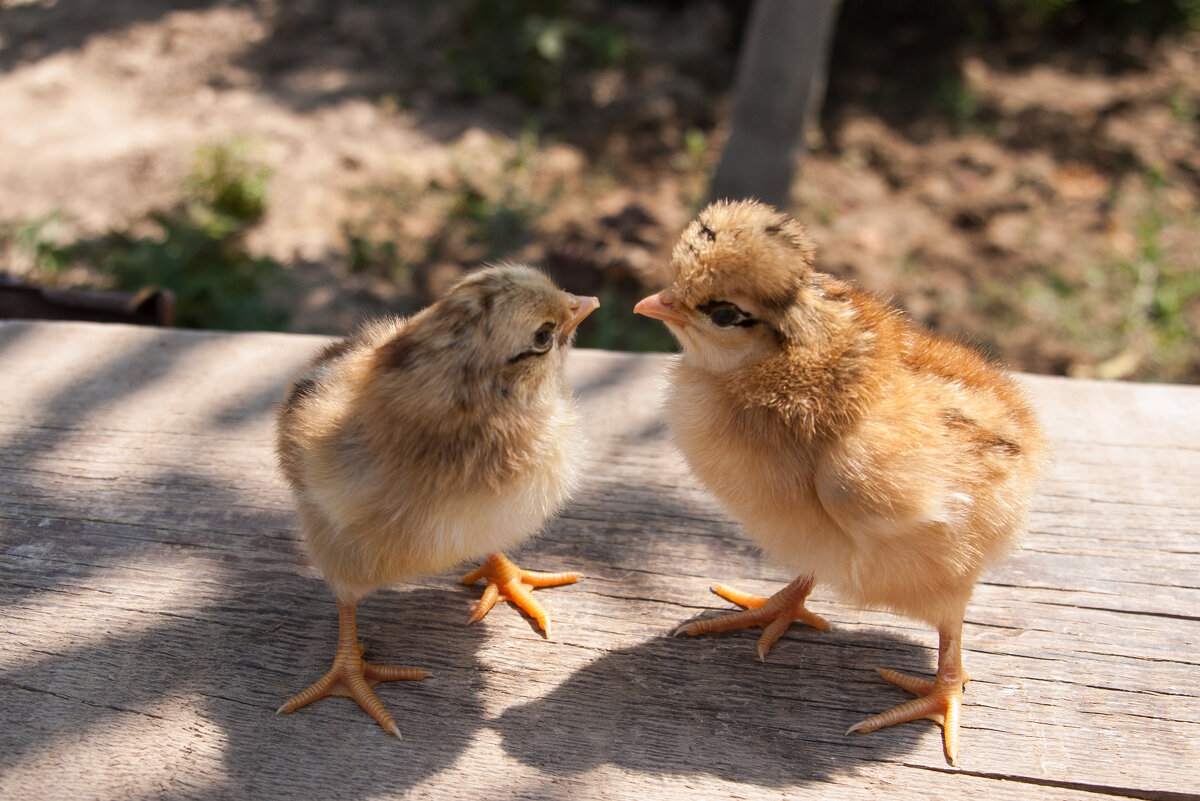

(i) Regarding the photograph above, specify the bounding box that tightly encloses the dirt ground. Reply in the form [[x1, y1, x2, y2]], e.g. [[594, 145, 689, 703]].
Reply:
[[2, 1, 1198, 381]]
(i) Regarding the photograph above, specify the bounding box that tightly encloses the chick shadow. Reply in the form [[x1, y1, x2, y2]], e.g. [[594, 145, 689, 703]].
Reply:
[[0, 471, 491, 799], [0, 575, 492, 801], [0, 452, 491, 800], [205, 579, 493, 800], [0, 320, 493, 797], [0, 324, 220, 610], [491, 617, 935, 787]]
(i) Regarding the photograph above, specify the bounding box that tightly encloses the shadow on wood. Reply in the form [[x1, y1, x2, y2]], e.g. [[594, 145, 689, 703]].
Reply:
[[2, 323, 1198, 799], [492, 625, 930, 787]]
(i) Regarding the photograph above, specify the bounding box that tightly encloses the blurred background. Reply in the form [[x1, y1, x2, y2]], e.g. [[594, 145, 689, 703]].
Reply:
[[1, 0, 1197, 382]]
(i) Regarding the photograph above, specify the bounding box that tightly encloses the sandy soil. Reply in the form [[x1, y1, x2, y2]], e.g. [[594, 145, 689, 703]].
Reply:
[[2, 1, 1197, 380]]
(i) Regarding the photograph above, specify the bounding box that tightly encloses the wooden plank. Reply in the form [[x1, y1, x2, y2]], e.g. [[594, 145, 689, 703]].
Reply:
[[0, 320, 1198, 800]]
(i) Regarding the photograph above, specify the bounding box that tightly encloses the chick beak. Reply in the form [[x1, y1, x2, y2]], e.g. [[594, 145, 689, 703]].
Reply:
[[634, 290, 689, 328], [563, 293, 600, 337]]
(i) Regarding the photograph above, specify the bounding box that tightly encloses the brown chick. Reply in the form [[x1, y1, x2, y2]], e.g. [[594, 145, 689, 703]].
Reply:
[[634, 200, 1044, 764], [276, 263, 598, 736]]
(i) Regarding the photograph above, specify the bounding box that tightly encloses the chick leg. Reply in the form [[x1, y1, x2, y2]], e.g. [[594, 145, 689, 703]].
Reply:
[[674, 574, 829, 661], [462, 551, 580, 637], [278, 599, 431, 737], [846, 620, 966, 765]]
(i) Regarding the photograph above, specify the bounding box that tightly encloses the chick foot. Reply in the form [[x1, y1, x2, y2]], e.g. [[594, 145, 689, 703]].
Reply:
[[462, 551, 580, 637], [278, 599, 431, 737], [674, 574, 828, 661], [846, 621, 966, 765]]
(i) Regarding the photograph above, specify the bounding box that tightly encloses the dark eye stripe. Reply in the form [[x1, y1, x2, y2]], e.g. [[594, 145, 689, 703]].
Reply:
[[697, 300, 757, 328], [508, 322, 556, 363], [507, 349, 548, 364]]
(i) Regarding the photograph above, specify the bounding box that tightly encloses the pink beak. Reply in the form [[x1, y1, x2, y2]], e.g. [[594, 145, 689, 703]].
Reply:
[[563, 293, 600, 335], [634, 291, 689, 327]]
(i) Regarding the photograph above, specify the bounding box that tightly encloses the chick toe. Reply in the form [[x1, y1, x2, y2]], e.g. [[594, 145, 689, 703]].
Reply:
[[846, 670, 964, 764], [639, 200, 1044, 762], [674, 574, 828, 660], [847, 622, 967, 764], [462, 551, 579, 636], [278, 601, 430, 737]]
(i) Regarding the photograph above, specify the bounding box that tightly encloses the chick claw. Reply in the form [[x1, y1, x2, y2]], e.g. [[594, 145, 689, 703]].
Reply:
[[847, 623, 969, 765], [673, 574, 828, 661], [462, 551, 580, 638], [278, 604, 431, 739], [847, 668, 967, 764]]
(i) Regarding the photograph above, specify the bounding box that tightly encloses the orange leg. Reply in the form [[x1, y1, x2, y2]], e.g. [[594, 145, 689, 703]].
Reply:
[[674, 575, 829, 661], [847, 619, 967, 765], [278, 599, 430, 737], [461, 552, 580, 638]]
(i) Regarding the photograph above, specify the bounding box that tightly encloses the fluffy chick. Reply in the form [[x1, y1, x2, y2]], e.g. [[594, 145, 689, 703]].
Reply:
[[635, 200, 1044, 764], [276, 264, 597, 736]]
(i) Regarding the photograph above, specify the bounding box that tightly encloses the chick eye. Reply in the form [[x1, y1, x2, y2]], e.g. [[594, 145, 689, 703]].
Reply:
[[507, 322, 557, 364], [531, 323, 555, 351], [709, 307, 740, 327], [698, 300, 754, 328]]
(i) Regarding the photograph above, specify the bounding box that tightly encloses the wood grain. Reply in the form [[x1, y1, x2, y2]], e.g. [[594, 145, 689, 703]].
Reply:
[[0, 320, 1197, 800]]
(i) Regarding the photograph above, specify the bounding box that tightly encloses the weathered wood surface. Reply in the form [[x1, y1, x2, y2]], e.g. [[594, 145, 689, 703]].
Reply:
[[0, 320, 1197, 801]]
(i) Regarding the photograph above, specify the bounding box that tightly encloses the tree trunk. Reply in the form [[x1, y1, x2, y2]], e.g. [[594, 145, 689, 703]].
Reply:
[[708, 0, 840, 209]]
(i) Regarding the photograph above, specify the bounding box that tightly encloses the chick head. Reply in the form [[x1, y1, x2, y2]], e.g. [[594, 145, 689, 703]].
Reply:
[[370, 263, 598, 417], [635, 200, 847, 373]]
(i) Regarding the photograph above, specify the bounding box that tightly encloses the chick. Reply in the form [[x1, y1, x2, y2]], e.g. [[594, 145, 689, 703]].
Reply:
[[635, 200, 1044, 763], [276, 264, 598, 736]]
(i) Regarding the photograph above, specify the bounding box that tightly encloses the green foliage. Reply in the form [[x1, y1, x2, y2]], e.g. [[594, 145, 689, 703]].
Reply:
[[445, 185, 536, 256], [54, 142, 288, 331], [445, 0, 628, 107], [936, 74, 983, 132], [336, 127, 559, 291], [1015, 0, 1200, 31], [573, 284, 677, 353], [185, 142, 270, 223], [998, 173, 1200, 380], [1168, 87, 1197, 123], [98, 211, 287, 331], [12, 212, 73, 274], [684, 127, 707, 162], [841, 0, 1200, 41], [1108, 205, 1200, 378], [427, 129, 556, 264], [344, 225, 405, 281], [1002, 0, 1083, 21]]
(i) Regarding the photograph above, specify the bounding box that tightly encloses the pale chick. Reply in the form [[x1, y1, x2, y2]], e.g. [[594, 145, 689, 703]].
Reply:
[[635, 200, 1045, 764], [276, 264, 598, 737]]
